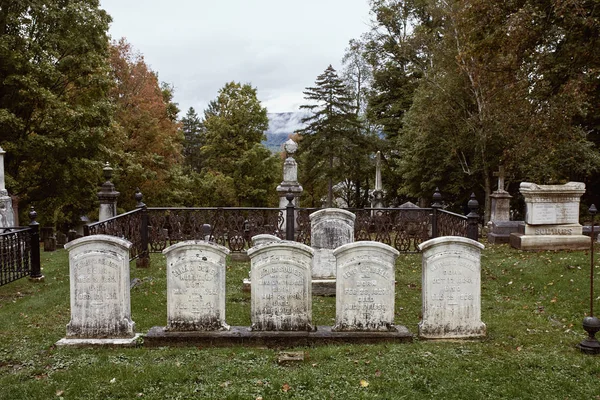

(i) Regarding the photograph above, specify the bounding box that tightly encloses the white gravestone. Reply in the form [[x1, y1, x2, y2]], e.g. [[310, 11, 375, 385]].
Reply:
[[251, 234, 282, 247], [62, 235, 136, 340], [309, 208, 356, 279], [163, 241, 230, 331], [510, 182, 589, 250], [248, 241, 315, 331], [0, 146, 15, 228], [332, 242, 399, 331], [418, 237, 486, 339]]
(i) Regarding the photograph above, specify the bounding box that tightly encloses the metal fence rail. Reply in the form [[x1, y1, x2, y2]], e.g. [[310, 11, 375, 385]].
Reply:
[[84, 194, 479, 264], [0, 228, 32, 286]]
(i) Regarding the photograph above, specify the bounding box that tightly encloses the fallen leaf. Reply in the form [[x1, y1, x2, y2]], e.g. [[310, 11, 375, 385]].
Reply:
[[282, 383, 291, 392], [56, 390, 64, 396], [360, 379, 369, 388], [220, 381, 231, 388], [110, 378, 116, 384], [517, 346, 522, 352], [312, 363, 318, 367], [375, 370, 382, 377]]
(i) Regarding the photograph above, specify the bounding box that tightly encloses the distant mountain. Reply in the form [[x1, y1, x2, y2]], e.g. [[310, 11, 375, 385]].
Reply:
[[263, 112, 308, 153]]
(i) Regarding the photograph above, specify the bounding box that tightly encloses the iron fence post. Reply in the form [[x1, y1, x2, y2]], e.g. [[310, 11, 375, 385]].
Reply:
[[286, 192, 295, 241], [467, 193, 479, 242], [28, 206, 44, 281], [431, 187, 442, 238], [135, 189, 150, 268]]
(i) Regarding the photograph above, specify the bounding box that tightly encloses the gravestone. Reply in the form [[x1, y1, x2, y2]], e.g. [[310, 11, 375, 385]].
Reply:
[[510, 182, 589, 250], [488, 166, 519, 244], [248, 241, 315, 331], [332, 242, 399, 331], [276, 139, 303, 229], [251, 234, 282, 247], [163, 241, 230, 331], [309, 208, 355, 279], [56, 232, 67, 248], [418, 236, 486, 339], [57, 235, 139, 346], [0, 146, 15, 228], [371, 151, 385, 211]]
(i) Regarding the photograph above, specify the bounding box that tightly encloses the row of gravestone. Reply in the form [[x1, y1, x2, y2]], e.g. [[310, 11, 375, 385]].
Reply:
[[56, 234, 486, 346]]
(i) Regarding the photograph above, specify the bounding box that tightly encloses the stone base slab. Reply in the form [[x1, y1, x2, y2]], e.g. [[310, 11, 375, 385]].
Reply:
[[510, 233, 590, 250], [243, 278, 336, 296], [144, 326, 412, 347], [487, 232, 511, 244], [230, 252, 250, 262], [55, 334, 142, 347]]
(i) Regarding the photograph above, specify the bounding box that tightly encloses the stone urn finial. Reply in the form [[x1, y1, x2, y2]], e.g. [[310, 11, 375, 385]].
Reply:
[[284, 139, 298, 158]]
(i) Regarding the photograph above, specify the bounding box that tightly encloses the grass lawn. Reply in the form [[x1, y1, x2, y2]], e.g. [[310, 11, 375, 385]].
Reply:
[[1, 241, 599, 399]]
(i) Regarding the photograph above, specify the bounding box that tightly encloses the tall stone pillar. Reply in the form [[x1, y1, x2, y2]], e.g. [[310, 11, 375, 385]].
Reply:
[[371, 151, 384, 211], [98, 162, 120, 222], [276, 139, 303, 227], [488, 166, 519, 244], [0, 146, 15, 228]]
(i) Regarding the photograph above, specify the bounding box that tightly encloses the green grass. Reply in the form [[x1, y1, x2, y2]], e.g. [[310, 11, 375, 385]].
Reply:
[[1, 243, 599, 399]]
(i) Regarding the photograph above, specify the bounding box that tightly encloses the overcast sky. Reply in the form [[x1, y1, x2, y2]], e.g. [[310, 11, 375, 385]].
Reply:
[[99, 0, 372, 116]]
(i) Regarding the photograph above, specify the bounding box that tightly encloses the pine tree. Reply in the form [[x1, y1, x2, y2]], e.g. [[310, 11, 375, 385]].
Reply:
[[297, 65, 364, 207], [181, 107, 204, 173]]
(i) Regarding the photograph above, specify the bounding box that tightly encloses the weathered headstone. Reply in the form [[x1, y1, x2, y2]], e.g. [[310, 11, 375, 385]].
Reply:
[[332, 242, 399, 331], [57, 235, 139, 346], [56, 231, 67, 248], [164, 241, 230, 331], [309, 208, 355, 279], [248, 241, 314, 331], [418, 236, 486, 339], [510, 182, 589, 250], [488, 166, 519, 244], [251, 234, 282, 247]]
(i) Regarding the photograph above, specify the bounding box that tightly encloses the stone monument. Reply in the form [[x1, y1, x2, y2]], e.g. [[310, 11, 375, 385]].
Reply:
[[488, 166, 519, 244], [0, 146, 15, 228], [418, 236, 486, 339], [276, 139, 303, 228], [309, 208, 356, 279], [248, 241, 315, 331], [57, 235, 140, 346], [332, 242, 399, 332], [371, 151, 385, 211], [98, 162, 119, 222], [510, 182, 590, 250], [163, 241, 230, 331]]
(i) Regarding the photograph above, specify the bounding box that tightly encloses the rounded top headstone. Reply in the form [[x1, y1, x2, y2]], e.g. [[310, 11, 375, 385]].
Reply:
[[284, 139, 298, 156]]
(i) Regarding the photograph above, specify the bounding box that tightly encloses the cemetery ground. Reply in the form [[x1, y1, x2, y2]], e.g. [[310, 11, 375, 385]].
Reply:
[[1, 244, 599, 400]]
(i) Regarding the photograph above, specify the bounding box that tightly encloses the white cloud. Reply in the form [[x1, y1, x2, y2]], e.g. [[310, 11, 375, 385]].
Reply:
[[100, 0, 370, 115]]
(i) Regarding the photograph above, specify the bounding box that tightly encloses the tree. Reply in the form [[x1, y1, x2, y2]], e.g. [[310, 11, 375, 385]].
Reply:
[[0, 0, 113, 227], [296, 65, 368, 207], [181, 107, 204, 173], [107, 39, 183, 209], [199, 82, 279, 207]]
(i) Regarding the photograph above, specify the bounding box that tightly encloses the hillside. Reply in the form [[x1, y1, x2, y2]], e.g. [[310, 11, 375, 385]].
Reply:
[[263, 112, 307, 153]]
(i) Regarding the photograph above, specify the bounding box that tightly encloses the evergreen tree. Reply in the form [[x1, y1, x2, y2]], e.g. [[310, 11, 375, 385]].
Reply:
[[181, 107, 204, 173], [199, 82, 279, 207], [297, 65, 365, 207]]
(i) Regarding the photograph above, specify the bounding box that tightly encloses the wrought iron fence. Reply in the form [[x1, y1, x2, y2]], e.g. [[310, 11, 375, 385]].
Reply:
[[84, 199, 477, 263], [0, 227, 35, 286], [147, 207, 284, 252], [85, 208, 145, 260]]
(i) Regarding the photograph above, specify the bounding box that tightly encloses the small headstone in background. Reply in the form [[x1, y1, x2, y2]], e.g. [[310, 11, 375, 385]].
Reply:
[[248, 241, 314, 331], [418, 236, 486, 339], [163, 241, 230, 331], [332, 242, 399, 332], [251, 234, 282, 247], [57, 235, 139, 345], [309, 208, 355, 279], [56, 232, 67, 248]]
